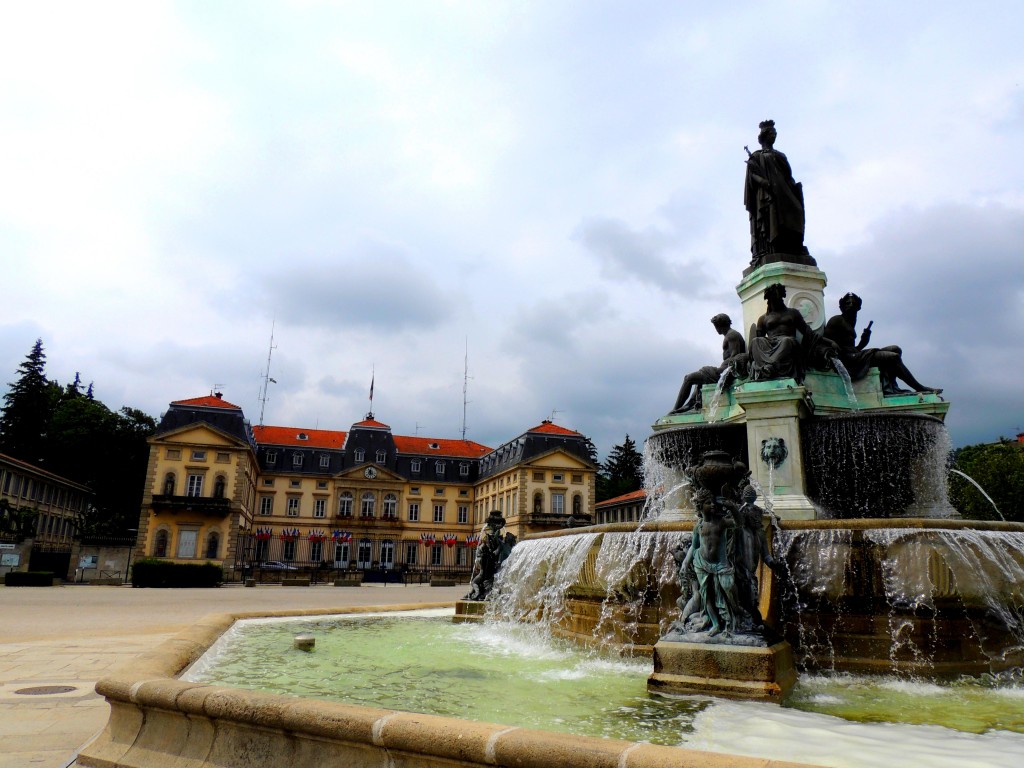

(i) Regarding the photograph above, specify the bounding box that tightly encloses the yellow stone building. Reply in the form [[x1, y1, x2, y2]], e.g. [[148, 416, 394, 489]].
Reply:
[[135, 394, 598, 579]]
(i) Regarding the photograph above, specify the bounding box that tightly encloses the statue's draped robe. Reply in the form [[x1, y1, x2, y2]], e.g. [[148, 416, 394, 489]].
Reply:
[[744, 149, 806, 256]]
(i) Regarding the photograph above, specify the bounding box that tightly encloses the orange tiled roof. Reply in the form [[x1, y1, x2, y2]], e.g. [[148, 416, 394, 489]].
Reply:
[[393, 436, 492, 458], [171, 395, 241, 410], [527, 420, 582, 437], [253, 426, 347, 449], [595, 489, 646, 508], [352, 418, 390, 429]]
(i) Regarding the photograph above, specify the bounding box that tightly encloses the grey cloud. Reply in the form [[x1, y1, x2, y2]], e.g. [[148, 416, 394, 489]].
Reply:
[[257, 249, 455, 332], [498, 297, 708, 456], [574, 215, 712, 297], [829, 203, 1024, 445]]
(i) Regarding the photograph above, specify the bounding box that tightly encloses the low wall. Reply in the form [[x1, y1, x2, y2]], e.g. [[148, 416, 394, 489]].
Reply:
[[73, 603, 817, 768]]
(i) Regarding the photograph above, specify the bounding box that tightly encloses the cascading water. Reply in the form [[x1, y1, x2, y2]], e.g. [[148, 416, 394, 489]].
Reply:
[[774, 528, 854, 671], [949, 469, 1004, 520], [487, 530, 687, 650], [773, 525, 1024, 675], [643, 423, 747, 520], [864, 528, 1024, 669], [705, 366, 732, 422], [487, 533, 600, 628], [592, 530, 689, 644], [801, 413, 955, 518], [831, 358, 858, 406]]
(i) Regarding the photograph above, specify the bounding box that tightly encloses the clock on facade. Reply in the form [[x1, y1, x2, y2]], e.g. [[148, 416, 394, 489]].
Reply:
[[363, 467, 378, 479]]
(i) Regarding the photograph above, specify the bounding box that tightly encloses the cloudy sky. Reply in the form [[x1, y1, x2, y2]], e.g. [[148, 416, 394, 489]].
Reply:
[[2, 1, 1023, 458]]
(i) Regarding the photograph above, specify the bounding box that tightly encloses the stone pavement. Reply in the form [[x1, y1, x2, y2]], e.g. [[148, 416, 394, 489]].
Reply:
[[0, 583, 464, 768]]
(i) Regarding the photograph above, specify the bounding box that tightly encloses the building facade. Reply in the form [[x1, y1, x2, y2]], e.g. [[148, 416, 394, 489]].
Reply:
[[0, 451, 91, 576], [135, 395, 598, 578], [135, 394, 259, 574], [594, 489, 647, 525]]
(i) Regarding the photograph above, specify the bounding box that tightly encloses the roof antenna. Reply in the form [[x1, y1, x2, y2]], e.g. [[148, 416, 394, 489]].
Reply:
[[461, 338, 473, 440], [367, 365, 375, 420], [549, 408, 562, 423], [257, 320, 277, 426]]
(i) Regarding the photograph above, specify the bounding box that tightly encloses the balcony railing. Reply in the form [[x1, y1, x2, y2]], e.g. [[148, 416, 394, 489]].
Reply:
[[152, 495, 231, 515]]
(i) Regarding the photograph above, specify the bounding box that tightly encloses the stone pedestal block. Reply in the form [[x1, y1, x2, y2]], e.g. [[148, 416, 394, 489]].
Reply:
[[647, 640, 796, 701], [736, 261, 828, 337], [453, 599, 485, 623], [733, 380, 816, 520]]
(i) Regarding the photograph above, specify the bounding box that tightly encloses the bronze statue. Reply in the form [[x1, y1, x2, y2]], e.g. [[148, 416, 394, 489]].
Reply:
[[465, 510, 516, 601], [671, 314, 748, 413], [734, 485, 777, 630], [744, 120, 813, 268], [749, 284, 836, 383], [665, 452, 780, 643], [823, 293, 940, 395], [686, 488, 741, 636]]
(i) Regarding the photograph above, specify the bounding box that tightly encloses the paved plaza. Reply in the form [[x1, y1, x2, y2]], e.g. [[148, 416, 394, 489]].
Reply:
[[0, 583, 464, 768]]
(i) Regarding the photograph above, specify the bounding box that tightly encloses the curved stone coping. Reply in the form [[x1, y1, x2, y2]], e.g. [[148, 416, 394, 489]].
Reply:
[[75, 602, 819, 768], [528, 518, 1024, 539]]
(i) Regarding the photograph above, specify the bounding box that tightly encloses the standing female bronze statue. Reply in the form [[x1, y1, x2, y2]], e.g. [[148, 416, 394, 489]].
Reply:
[[744, 120, 813, 268]]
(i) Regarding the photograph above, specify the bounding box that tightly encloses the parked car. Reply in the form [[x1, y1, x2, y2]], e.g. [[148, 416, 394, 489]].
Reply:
[[258, 560, 299, 571]]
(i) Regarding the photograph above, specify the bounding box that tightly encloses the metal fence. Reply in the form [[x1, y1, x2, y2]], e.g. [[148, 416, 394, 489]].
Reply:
[[229, 531, 474, 584]]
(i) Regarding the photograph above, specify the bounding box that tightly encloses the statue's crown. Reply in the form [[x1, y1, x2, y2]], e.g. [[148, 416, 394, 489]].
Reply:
[[759, 119, 775, 130]]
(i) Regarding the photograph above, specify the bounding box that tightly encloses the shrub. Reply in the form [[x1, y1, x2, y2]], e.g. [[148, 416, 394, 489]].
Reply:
[[5, 571, 56, 586], [131, 559, 223, 588]]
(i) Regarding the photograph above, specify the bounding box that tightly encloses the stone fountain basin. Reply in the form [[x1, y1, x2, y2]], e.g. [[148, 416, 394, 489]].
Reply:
[[511, 518, 1024, 675], [72, 602, 814, 768]]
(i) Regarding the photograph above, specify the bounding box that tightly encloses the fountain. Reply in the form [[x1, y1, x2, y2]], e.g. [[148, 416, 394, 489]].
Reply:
[[73, 120, 1024, 768], [461, 118, 1024, 691]]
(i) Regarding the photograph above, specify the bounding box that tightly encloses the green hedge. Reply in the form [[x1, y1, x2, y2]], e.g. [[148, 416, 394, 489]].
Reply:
[[5, 571, 55, 586], [131, 559, 223, 588]]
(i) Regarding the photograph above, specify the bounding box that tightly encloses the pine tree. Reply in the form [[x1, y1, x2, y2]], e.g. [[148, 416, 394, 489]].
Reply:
[[0, 339, 55, 461], [600, 435, 645, 501]]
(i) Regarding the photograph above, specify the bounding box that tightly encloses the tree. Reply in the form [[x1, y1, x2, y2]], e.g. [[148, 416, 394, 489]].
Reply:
[[949, 440, 1024, 523], [600, 435, 645, 501], [0, 498, 38, 542], [0, 339, 157, 537], [0, 339, 56, 461]]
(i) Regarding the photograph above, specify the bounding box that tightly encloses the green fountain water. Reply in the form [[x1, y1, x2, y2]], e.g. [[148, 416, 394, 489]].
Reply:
[[184, 610, 1024, 768]]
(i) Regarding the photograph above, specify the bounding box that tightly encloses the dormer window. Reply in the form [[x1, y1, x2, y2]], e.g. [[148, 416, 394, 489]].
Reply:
[[266, 451, 277, 465], [376, 449, 386, 464], [319, 454, 330, 468], [411, 459, 421, 473], [297, 433, 308, 441], [354, 448, 365, 463], [435, 461, 445, 475], [459, 462, 469, 477], [429, 443, 439, 450], [292, 454, 303, 467]]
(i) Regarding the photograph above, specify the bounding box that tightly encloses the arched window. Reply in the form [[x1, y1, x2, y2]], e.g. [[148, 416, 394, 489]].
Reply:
[[205, 531, 220, 559], [213, 476, 226, 499], [154, 529, 169, 558], [376, 449, 387, 464], [383, 493, 397, 518], [163, 473, 175, 495], [435, 461, 446, 475], [361, 492, 376, 517], [338, 492, 353, 516]]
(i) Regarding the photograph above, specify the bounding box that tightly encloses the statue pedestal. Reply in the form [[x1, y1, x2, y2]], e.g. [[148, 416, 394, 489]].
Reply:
[[647, 639, 796, 702], [737, 261, 828, 335], [733, 380, 817, 520], [453, 599, 486, 623]]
